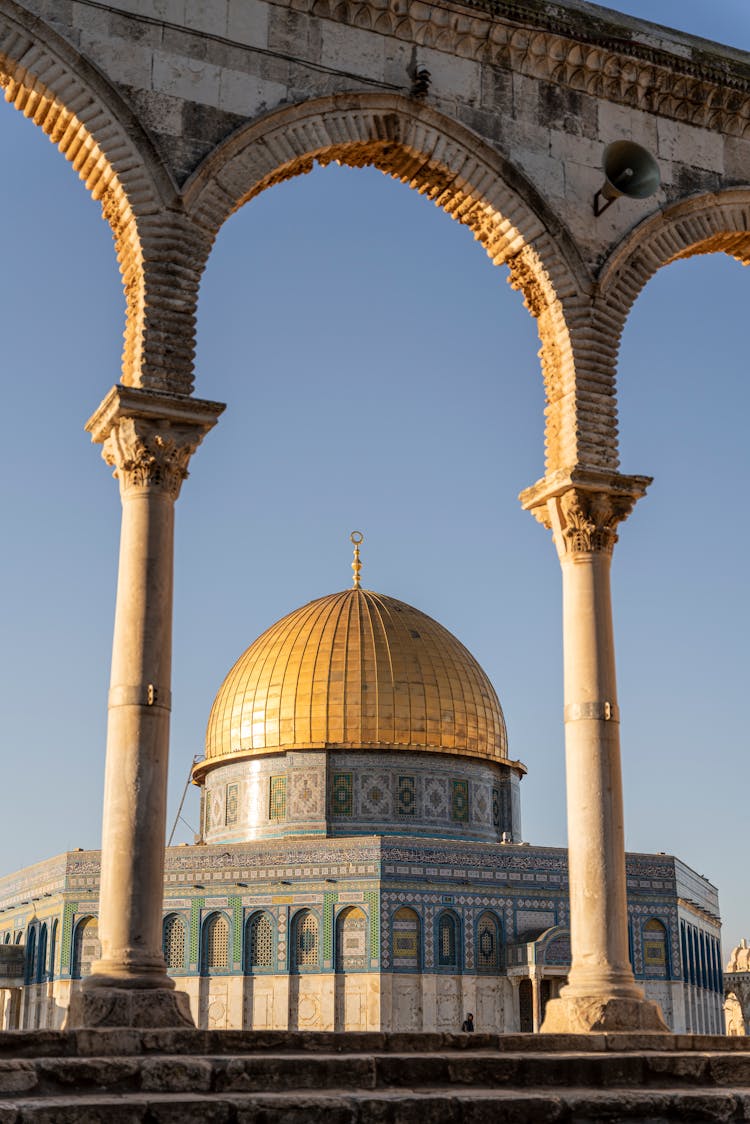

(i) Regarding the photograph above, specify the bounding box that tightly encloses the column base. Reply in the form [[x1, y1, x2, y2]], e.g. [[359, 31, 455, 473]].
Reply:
[[65, 986, 194, 1029], [540, 994, 669, 1034]]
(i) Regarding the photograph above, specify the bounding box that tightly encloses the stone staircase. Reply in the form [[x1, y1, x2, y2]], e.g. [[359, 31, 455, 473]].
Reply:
[[0, 1029, 747, 1122]]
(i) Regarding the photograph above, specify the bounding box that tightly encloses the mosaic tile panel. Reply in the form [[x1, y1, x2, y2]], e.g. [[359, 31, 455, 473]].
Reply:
[[492, 788, 500, 829], [269, 776, 287, 821], [189, 897, 205, 964], [364, 890, 379, 963], [392, 907, 420, 968], [61, 902, 77, 975], [331, 773, 353, 816], [451, 779, 469, 823], [424, 778, 447, 818], [397, 775, 416, 816], [289, 769, 324, 819], [229, 895, 242, 964], [322, 891, 336, 963], [360, 772, 392, 817], [225, 784, 239, 826]]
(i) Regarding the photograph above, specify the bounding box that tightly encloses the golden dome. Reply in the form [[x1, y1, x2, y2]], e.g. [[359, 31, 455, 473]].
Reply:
[[196, 589, 520, 778]]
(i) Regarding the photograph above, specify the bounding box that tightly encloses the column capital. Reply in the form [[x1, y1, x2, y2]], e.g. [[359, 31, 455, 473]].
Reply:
[[86, 385, 225, 499], [519, 468, 652, 558]]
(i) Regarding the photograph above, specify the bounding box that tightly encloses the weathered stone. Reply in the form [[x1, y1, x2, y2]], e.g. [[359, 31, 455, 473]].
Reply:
[[0, 1062, 37, 1095], [140, 1057, 214, 1093]]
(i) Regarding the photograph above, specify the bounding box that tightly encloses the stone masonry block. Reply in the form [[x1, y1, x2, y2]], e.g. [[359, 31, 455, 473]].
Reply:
[[227, 0, 269, 49], [185, 0, 228, 37], [550, 131, 603, 173], [79, 36, 153, 89], [383, 40, 414, 92], [480, 63, 513, 114], [218, 69, 286, 117], [597, 99, 658, 151], [539, 81, 597, 140], [723, 136, 750, 182], [320, 23, 385, 84], [153, 49, 221, 106], [71, 1, 109, 35], [657, 117, 724, 172], [140, 1056, 213, 1092], [0, 1060, 38, 1094], [103, 0, 187, 20], [419, 46, 481, 106], [517, 149, 565, 199]]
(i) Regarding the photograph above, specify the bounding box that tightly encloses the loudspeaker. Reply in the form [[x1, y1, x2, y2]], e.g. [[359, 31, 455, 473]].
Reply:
[[593, 140, 660, 216]]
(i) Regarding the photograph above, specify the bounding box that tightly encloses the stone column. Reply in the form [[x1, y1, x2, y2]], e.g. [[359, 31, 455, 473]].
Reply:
[[67, 386, 224, 1029], [521, 469, 668, 1033], [530, 973, 541, 1033]]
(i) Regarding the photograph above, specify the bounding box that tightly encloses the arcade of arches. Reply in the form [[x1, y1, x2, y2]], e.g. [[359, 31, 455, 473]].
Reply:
[[0, 0, 748, 1033]]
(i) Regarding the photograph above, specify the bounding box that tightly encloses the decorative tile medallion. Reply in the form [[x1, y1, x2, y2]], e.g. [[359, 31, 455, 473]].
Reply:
[[332, 773, 353, 816], [397, 776, 416, 816], [451, 779, 469, 823], [225, 784, 238, 826], [269, 776, 287, 821]]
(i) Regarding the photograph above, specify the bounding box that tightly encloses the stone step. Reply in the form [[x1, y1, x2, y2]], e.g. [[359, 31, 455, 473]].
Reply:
[[1, 1049, 750, 1099], [0, 1086, 750, 1123], [0, 1030, 748, 1059], [0, 1031, 747, 1122]]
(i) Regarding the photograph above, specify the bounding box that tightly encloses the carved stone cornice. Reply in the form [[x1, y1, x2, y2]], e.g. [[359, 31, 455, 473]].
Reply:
[[520, 467, 652, 557], [86, 386, 225, 499], [290, 0, 750, 137]]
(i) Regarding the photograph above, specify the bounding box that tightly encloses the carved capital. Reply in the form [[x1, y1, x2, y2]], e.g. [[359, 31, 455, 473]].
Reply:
[[86, 386, 225, 500], [520, 468, 651, 558]]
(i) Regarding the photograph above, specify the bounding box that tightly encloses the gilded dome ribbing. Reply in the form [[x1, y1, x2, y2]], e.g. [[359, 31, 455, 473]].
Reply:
[[198, 589, 514, 773]]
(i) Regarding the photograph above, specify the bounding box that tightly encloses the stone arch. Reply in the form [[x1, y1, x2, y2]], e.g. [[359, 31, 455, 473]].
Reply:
[[335, 906, 368, 973], [184, 92, 597, 474], [245, 910, 275, 973], [593, 188, 750, 437], [0, 0, 201, 393], [200, 911, 231, 975], [162, 913, 188, 972], [435, 908, 461, 972], [71, 916, 99, 980]]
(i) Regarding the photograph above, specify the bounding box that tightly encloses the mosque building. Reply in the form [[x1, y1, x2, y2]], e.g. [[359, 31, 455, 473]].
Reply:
[[0, 541, 724, 1034]]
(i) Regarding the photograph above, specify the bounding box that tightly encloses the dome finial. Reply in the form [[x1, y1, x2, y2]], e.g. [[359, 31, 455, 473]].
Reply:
[[350, 530, 363, 589]]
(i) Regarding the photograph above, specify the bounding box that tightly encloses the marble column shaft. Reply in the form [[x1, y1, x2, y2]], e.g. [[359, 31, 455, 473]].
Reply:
[[521, 469, 668, 1033], [69, 386, 223, 1027]]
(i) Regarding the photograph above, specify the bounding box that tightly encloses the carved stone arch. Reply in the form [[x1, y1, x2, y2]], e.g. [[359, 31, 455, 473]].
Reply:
[[0, 0, 202, 393], [183, 92, 599, 474], [592, 188, 750, 448]]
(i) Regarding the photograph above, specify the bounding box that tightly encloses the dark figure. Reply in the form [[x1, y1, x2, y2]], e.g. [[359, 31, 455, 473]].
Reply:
[[461, 1013, 474, 1032]]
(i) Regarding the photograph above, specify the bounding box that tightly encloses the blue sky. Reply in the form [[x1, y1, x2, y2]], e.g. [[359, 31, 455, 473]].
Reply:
[[0, 1, 748, 960]]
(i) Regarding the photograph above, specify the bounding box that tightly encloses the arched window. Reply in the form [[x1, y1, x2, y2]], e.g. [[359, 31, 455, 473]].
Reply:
[[246, 912, 274, 972], [163, 914, 187, 971], [24, 927, 36, 985], [335, 907, 367, 972], [392, 907, 420, 971], [476, 911, 502, 972], [291, 910, 319, 972], [643, 918, 668, 978], [49, 920, 58, 979], [14, 931, 22, 945], [72, 917, 100, 980], [36, 924, 48, 984], [202, 913, 230, 974], [3, 933, 9, 945], [437, 911, 460, 971]]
